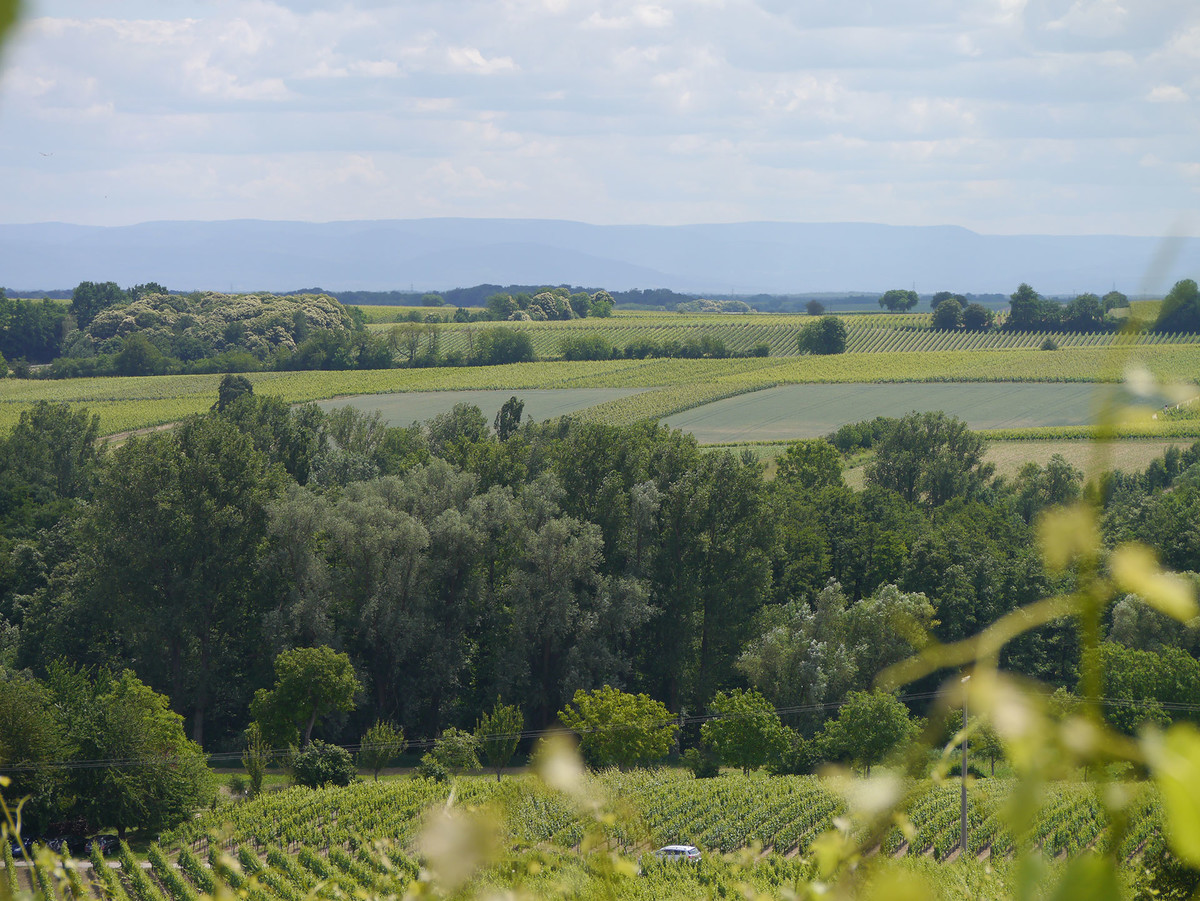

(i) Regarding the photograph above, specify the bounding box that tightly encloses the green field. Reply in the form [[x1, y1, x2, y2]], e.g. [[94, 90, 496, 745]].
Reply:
[[317, 388, 649, 426], [4, 341, 1200, 438], [660, 382, 1132, 443], [26, 769, 1135, 901], [372, 310, 1189, 359], [171, 769, 1157, 863]]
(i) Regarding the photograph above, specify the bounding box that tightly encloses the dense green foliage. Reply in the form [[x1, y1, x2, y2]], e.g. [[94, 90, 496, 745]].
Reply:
[[797, 315, 847, 354], [5, 389, 1200, 839], [252, 646, 362, 747], [358, 720, 405, 781], [879, 288, 920, 312], [0, 291, 67, 363], [476, 700, 524, 780], [1155, 278, 1200, 333], [291, 739, 357, 788], [559, 685, 679, 769], [0, 665, 213, 835], [700, 689, 788, 774]]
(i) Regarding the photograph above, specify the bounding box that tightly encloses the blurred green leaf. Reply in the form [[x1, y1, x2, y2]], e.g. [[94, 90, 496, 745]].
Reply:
[[1046, 855, 1124, 901], [0, 0, 19, 50], [1111, 542, 1198, 622], [1148, 723, 1200, 867]]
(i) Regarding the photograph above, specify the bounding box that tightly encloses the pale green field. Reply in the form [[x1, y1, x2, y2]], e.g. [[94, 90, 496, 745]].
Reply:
[[4, 341, 1199, 437], [661, 383, 1126, 443], [317, 388, 649, 426]]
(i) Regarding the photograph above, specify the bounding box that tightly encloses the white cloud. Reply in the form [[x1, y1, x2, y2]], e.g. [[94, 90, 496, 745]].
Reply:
[[584, 4, 673, 28], [445, 46, 518, 74], [0, 0, 1198, 235], [1147, 83, 1188, 102]]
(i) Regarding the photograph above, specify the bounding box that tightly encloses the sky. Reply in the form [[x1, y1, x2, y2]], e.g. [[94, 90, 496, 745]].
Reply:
[[0, 0, 1197, 234]]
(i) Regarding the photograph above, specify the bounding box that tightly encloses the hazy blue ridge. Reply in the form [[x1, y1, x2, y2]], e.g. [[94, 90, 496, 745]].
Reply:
[[1, 218, 1197, 295]]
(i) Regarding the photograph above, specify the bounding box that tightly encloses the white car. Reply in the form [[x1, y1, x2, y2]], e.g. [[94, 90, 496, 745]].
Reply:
[[654, 844, 701, 862]]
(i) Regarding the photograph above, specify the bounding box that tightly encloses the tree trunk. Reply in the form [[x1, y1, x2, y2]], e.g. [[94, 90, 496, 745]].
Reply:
[[304, 711, 317, 746], [192, 706, 205, 748]]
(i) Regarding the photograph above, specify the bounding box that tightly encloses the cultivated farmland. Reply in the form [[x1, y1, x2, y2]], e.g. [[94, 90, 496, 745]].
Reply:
[[316, 388, 650, 426], [5, 341, 1200, 438], [36, 770, 1146, 901], [660, 382, 1117, 443], [377, 312, 1195, 359]]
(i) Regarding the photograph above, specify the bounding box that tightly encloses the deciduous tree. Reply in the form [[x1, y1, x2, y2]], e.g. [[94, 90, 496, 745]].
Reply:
[[879, 289, 919, 312], [1155, 278, 1200, 333], [701, 688, 788, 774], [818, 689, 917, 774], [51, 666, 213, 838], [962, 303, 995, 331], [251, 646, 361, 747], [797, 316, 846, 355], [476, 700, 524, 781], [71, 415, 280, 745], [559, 685, 677, 769], [866, 411, 994, 506], [358, 720, 405, 782], [932, 298, 964, 330]]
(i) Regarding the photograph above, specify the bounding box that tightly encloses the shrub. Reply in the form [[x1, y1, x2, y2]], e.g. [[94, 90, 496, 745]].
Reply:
[[416, 754, 449, 782], [291, 740, 356, 788], [473, 328, 535, 365], [797, 317, 847, 355], [682, 747, 721, 779], [428, 727, 481, 770], [1040, 337, 1059, 351], [560, 334, 615, 361]]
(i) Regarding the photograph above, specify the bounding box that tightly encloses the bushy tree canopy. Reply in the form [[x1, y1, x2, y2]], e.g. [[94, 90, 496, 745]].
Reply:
[[797, 316, 847, 355], [252, 646, 361, 747], [559, 685, 678, 769], [818, 689, 917, 773], [701, 688, 788, 774], [866, 411, 994, 506], [879, 289, 919, 312], [1155, 279, 1200, 333]]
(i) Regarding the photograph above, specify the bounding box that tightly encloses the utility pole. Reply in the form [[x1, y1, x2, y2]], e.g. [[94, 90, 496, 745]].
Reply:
[[961, 673, 970, 855]]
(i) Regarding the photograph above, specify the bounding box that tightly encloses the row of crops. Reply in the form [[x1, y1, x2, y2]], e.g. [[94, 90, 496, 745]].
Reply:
[[164, 771, 1161, 863], [7, 773, 1165, 901], [844, 328, 1191, 354], [389, 316, 1198, 360], [6, 343, 1200, 437]]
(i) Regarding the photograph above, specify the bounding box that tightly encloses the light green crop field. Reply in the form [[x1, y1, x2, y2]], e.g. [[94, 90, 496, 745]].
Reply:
[[316, 388, 650, 426], [3, 341, 1198, 437], [660, 383, 1136, 443]]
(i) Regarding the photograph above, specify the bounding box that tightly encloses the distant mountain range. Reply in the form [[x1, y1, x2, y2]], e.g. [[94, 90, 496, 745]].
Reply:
[[2, 218, 1197, 296]]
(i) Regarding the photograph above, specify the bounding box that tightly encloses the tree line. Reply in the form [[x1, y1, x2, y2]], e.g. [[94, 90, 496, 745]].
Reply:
[[879, 280, 1200, 334], [0, 283, 618, 378]]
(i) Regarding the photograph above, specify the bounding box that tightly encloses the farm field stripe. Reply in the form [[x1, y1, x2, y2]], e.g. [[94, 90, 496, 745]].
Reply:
[[3, 343, 1199, 436]]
